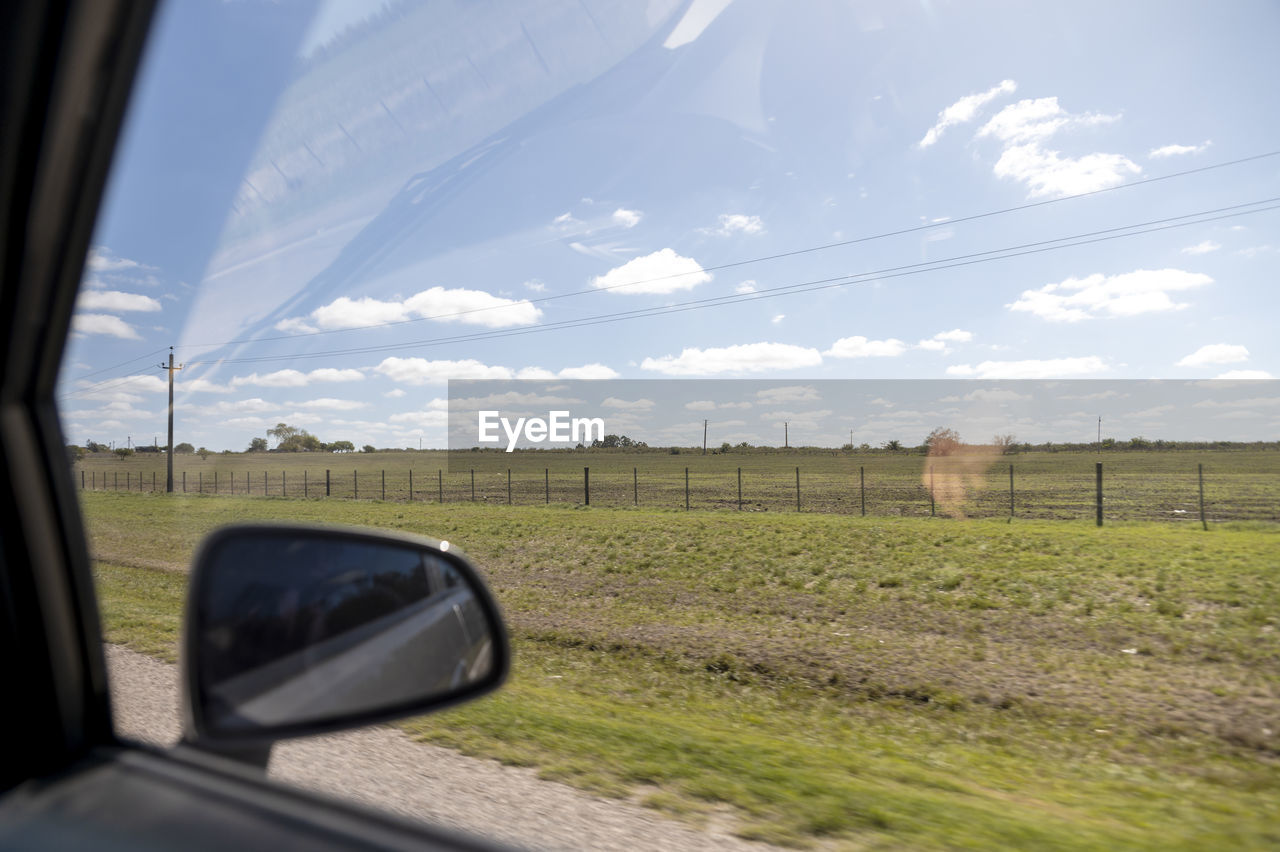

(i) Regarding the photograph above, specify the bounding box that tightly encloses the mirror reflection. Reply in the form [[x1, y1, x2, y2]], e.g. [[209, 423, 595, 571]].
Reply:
[[194, 533, 495, 733]]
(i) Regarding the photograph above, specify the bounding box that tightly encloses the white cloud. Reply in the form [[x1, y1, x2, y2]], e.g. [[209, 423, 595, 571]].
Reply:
[[558, 363, 619, 380], [978, 97, 1117, 145], [1182, 240, 1220, 255], [71, 313, 140, 340], [388, 408, 451, 428], [590, 249, 711, 295], [945, 356, 1108, 379], [756, 386, 818, 403], [1213, 370, 1273, 380], [306, 367, 364, 383], [641, 343, 822, 375], [524, 279, 547, 293], [85, 246, 152, 273], [1176, 344, 1249, 367], [602, 397, 654, 411], [514, 367, 558, 380], [514, 364, 619, 380], [825, 336, 907, 358], [228, 367, 364, 388], [612, 208, 642, 228], [1008, 268, 1212, 321], [918, 79, 1016, 148], [960, 388, 1030, 402], [374, 357, 514, 385], [710, 214, 765, 236], [274, 317, 318, 334], [771, 314, 786, 324], [686, 399, 753, 411], [917, 328, 973, 352], [384, 388, 407, 398], [393, 289, 539, 327], [199, 398, 279, 415], [179, 378, 232, 394], [230, 370, 306, 388], [1150, 140, 1211, 158], [76, 290, 162, 313], [735, 280, 757, 294], [992, 144, 1140, 198], [975, 97, 1137, 198], [291, 398, 367, 411], [279, 287, 541, 333]]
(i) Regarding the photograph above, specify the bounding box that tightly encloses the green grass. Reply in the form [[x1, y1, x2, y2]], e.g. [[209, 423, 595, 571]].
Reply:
[[74, 447, 1280, 522], [84, 492, 1280, 848]]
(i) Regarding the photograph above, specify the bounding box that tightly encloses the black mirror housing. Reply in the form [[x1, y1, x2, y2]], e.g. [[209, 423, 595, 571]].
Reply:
[[181, 523, 509, 745]]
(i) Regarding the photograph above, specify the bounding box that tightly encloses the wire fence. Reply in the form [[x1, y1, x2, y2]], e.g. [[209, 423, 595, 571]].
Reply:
[[74, 458, 1280, 524]]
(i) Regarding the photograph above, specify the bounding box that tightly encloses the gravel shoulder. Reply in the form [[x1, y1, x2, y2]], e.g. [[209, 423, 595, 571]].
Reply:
[[105, 644, 775, 852]]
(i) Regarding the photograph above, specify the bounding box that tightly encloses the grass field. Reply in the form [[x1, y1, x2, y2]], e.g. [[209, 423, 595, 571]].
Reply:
[[75, 447, 1280, 522], [84, 491, 1279, 849]]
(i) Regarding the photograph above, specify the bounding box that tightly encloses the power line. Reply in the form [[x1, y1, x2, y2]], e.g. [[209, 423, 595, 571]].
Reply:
[[181, 197, 1280, 367], [70, 347, 168, 383], [178, 149, 1280, 348], [60, 195, 1280, 394]]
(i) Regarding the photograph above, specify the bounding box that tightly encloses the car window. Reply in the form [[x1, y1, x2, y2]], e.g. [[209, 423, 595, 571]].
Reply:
[[58, 1, 1279, 849]]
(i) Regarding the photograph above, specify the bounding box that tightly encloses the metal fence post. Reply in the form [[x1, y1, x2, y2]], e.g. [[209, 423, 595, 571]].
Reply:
[[545, 468, 550, 504], [438, 469, 443, 503], [796, 466, 801, 512], [354, 469, 358, 500], [470, 469, 475, 502], [325, 469, 331, 497], [382, 469, 386, 501], [1009, 464, 1015, 518], [408, 469, 412, 501], [634, 467, 638, 506], [860, 466, 865, 517], [583, 467, 589, 505], [507, 468, 511, 504], [737, 467, 742, 511]]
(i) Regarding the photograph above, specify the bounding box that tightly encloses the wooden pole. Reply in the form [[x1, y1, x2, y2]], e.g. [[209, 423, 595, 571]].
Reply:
[[929, 465, 934, 516], [1198, 463, 1207, 530], [860, 466, 865, 517], [685, 467, 689, 510], [737, 467, 742, 511], [634, 467, 638, 506], [584, 467, 590, 506], [1095, 462, 1103, 527], [795, 466, 800, 512], [1009, 464, 1015, 518], [507, 468, 511, 504]]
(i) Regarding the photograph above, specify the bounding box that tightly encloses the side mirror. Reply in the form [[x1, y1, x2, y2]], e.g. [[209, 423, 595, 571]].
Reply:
[[181, 523, 508, 746]]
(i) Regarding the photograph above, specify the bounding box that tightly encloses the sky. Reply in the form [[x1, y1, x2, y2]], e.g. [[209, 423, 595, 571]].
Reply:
[[58, 0, 1280, 451]]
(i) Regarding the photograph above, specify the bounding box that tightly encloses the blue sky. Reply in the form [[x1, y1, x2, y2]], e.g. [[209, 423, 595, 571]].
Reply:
[[58, 0, 1280, 450]]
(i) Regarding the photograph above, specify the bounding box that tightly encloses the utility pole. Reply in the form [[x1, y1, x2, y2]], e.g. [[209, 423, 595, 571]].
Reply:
[[702, 420, 708, 455], [158, 347, 183, 492]]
